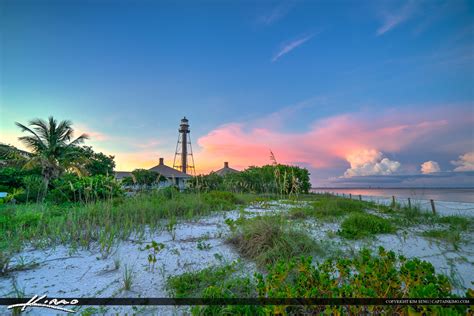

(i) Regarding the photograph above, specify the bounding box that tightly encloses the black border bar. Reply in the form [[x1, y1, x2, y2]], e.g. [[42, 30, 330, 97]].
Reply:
[[1, 298, 472, 306]]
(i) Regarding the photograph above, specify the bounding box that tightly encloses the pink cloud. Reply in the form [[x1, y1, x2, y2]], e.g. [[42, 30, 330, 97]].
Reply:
[[194, 107, 471, 175], [75, 124, 109, 141]]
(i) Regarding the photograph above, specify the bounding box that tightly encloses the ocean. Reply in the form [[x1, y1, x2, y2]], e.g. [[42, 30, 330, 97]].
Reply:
[[311, 188, 474, 217], [312, 188, 474, 203]]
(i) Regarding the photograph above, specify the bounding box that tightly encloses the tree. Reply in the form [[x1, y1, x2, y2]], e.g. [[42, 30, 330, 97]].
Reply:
[[12, 116, 89, 186], [77, 146, 115, 176], [131, 169, 166, 186]]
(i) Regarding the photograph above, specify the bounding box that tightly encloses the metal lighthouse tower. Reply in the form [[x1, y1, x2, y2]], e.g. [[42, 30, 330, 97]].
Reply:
[[173, 117, 196, 175]]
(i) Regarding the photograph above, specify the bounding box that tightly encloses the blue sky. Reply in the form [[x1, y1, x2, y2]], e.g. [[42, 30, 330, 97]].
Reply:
[[1, 0, 473, 186]]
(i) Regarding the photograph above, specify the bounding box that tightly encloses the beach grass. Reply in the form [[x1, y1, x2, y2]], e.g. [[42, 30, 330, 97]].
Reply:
[[227, 215, 324, 267], [0, 190, 256, 266]]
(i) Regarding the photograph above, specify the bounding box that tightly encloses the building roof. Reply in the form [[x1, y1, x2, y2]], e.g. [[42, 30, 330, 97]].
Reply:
[[215, 162, 239, 176], [115, 171, 132, 180], [149, 158, 191, 178]]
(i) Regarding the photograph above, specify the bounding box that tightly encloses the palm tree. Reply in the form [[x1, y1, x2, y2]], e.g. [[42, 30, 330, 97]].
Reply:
[[13, 116, 89, 186]]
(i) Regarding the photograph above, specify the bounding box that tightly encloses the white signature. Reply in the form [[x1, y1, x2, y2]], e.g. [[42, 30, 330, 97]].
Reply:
[[7, 294, 78, 313]]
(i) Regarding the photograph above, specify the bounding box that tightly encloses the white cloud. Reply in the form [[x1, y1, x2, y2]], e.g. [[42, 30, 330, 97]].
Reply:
[[344, 149, 401, 177], [377, 0, 418, 36], [451, 151, 474, 171], [258, 2, 294, 25], [420, 160, 440, 174], [272, 34, 315, 62]]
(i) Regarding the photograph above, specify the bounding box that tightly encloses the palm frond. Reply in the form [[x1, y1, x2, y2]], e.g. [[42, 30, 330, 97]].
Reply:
[[18, 135, 46, 152], [68, 133, 89, 146], [15, 122, 46, 150], [29, 118, 50, 141], [56, 119, 73, 142]]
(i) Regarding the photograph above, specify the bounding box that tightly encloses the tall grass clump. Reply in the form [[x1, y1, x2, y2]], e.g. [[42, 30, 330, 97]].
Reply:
[[339, 213, 395, 239], [227, 216, 323, 267]]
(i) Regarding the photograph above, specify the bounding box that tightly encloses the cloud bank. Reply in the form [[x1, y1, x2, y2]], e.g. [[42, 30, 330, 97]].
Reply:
[[452, 152, 474, 172], [344, 150, 401, 177], [195, 105, 472, 182], [421, 160, 440, 174]]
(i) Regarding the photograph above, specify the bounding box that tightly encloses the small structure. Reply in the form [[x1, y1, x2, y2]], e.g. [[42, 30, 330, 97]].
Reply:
[[149, 158, 191, 190], [115, 171, 132, 181], [214, 162, 239, 176], [115, 158, 191, 190]]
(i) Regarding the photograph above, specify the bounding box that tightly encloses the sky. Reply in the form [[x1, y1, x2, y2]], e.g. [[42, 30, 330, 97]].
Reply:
[[0, 0, 473, 187]]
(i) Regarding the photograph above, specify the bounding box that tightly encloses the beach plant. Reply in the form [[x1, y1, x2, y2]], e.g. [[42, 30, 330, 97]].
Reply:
[[197, 238, 211, 251], [98, 230, 116, 259], [113, 255, 121, 270], [167, 247, 469, 315], [166, 217, 177, 241], [122, 265, 134, 291], [0, 247, 11, 275], [141, 240, 165, 271], [422, 229, 463, 250], [9, 278, 26, 316], [253, 247, 467, 315], [339, 213, 395, 239], [227, 215, 323, 267]]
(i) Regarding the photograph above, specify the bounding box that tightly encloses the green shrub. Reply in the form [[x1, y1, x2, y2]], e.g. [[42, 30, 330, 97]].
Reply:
[[167, 247, 468, 315], [254, 247, 466, 315], [340, 213, 395, 239], [228, 216, 322, 267], [167, 262, 260, 315], [202, 191, 239, 208], [47, 174, 123, 203], [189, 164, 311, 195], [22, 175, 47, 203]]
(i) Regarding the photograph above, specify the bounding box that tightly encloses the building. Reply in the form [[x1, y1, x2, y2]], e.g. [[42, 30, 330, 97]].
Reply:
[[149, 158, 191, 189], [214, 162, 239, 176], [115, 157, 191, 190]]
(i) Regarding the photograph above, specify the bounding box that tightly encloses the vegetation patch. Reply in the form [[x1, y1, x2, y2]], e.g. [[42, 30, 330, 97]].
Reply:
[[167, 247, 469, 315], [0, 191, 247, 262], [167, 262, 259, 315], [288, 195, 375, 220], [435, 215, 473, 231], [422, 229, 463, 249], [339, 213, 395, 239], [227, 216, 323, 267]]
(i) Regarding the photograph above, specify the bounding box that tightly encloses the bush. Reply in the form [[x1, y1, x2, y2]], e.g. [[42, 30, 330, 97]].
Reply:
[[22, 175, 47, 203], [340, 213, 395, 239], [253, 247, 465, 315], [227, 216, 322, 267], [167, 248, 468, 315], [202, 191, 239, 207], [189, 164, 311, 195], [167, 262, 260, 315], [0, 167, 41, 191], [47, 174, 123, 203]]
